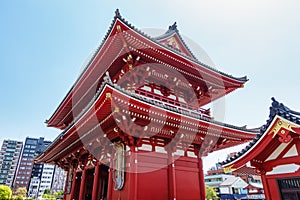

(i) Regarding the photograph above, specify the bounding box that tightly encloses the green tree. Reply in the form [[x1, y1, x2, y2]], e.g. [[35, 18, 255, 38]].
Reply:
[[12, 187, 27, 200], [205, 185, 218, 200], [43, 188, 51, 195], [42, 193, 56, 200], [11, 195, 23, 200], [0, 185, 12, 200], [14, 187, 27, 197], [53, 190, 64, 199]]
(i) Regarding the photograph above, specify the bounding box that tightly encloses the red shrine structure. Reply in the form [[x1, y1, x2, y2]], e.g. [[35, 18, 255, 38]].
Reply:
[[38, 10, 257, 200], [221, 98, 300, 200]]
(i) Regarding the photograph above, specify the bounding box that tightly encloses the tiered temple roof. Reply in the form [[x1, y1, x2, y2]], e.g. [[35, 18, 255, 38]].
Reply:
[[39, 10, 257, 165], [46, 9, 248, 130]]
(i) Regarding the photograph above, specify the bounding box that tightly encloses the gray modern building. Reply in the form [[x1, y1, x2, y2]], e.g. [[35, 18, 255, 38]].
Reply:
[[51, 165, 67, 193], [28, 163, 55, 198], [0, 140, 23, 187], [14, 137, 51, 189]]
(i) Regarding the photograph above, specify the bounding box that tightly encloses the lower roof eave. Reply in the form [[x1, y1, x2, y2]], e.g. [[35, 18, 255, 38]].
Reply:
[[39, 83, 258, 164]]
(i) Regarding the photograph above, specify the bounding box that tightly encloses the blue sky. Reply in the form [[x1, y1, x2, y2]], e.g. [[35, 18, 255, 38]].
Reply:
[[1, 0, 300, 171]]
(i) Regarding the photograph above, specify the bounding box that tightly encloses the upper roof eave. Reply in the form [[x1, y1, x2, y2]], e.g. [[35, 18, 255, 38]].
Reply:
[[46, 9, 248, 128], [113, 11, 248, 83]]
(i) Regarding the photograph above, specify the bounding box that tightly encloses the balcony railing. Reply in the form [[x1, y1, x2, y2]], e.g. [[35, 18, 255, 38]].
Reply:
[[135, 89, 211, 119]]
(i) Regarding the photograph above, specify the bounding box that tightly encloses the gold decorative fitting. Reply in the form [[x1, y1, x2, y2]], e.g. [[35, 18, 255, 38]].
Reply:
[[268, 118, 299, 143], [268, 119, 298, 138], [114, 107, 119, 113], [117, 25, 122, 32], [223, 165, 235, 173], [106, 93, 112, 99]]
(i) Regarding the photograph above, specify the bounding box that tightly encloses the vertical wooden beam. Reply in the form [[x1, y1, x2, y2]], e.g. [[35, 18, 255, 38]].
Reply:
[[134, 147, 138, 200], [128, 146, 138, 199], [198, 157, 206, 200], [92, 162, 100, 200], [78, 167, 86, 200], [107, 161, 113, 200], [296, 139, 300, 154], [69, 169, 77, 200], [168, 151, 177, 200], [261, 172, 271, 200]]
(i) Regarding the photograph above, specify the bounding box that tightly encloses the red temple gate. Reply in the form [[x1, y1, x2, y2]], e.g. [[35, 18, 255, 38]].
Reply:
[[37, 10, 256, 200]]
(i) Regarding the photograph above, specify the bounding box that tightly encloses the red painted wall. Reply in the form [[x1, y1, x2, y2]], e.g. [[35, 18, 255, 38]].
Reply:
[[175, 157, 201, 200], [110, 151, 204, 200]]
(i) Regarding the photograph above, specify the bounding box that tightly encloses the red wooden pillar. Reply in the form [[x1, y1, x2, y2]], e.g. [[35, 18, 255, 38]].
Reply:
[[198, 157, 206, 200], [128, 146, 138, 199], [168, 152, 177, 199], [133, 147, 138, 199], [78, 167, 86, 200], [92, 162, 100, 200], [69, 169, 77, 200], [261, 172, 271, 200], [107, 161, 113, 200], [128, 146, 137, 199]]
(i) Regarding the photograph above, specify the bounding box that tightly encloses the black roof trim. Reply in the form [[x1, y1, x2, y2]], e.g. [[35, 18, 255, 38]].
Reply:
[[220, 97, 300, 166]]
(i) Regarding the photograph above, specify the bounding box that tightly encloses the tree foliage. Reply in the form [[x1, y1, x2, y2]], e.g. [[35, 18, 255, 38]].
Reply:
[[42, 189, 64, 200], [43, 188, 51, 195], [205, 185, 218, 200], [12, 187, 27, 199], [0, 185, 12, 200], [42, 194, 56, 200], [14, 187, 27, 197], [11, 195, 23, 200]]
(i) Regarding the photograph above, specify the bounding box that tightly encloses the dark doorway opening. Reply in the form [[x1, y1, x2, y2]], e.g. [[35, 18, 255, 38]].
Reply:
[[97, 164, 109, 200], [278, 177, 300, 200], [73, 172, 81, 200], [84, 168, 95, 200]]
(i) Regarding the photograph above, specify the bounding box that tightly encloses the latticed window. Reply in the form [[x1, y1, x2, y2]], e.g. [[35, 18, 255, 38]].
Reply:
[[278, 178, 300, 200]]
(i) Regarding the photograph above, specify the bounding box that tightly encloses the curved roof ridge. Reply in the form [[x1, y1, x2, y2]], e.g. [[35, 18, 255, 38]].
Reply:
[[114, 10, 248, 82]]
